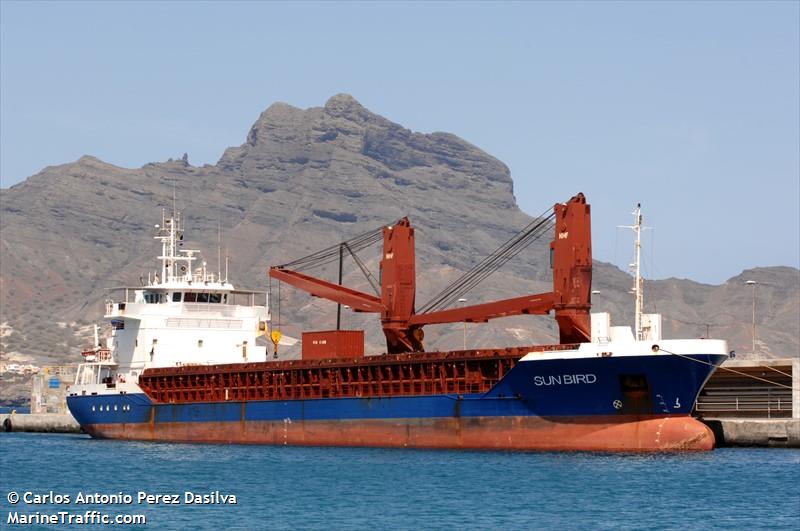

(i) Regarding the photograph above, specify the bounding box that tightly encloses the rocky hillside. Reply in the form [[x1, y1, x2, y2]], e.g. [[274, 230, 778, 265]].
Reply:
[[1, 94, 798, 403]]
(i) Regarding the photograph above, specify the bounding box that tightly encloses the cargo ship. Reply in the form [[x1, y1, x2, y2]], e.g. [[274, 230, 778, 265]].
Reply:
[[67, 194, 729, 451]]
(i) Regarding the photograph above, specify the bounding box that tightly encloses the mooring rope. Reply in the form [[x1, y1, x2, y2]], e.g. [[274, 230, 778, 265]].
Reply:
[[654, 346, 794, 390], [763, 365, 793, 379]]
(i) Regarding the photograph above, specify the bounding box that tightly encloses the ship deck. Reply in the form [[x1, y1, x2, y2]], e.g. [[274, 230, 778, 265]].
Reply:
[[139, 344, 579, 404]]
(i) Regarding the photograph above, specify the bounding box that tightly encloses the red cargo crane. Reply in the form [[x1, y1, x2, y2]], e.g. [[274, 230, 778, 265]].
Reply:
[[269, 193, 592, 354]]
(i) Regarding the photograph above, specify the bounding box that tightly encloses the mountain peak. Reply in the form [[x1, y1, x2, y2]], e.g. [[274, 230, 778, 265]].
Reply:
[[325, 92, 360, 106], [262, 100, 301, 117], [214, 94, 515, 200], [323, 93, 370, 120]]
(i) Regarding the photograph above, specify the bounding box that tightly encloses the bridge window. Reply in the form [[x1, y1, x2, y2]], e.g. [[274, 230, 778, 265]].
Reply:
[[197, 293, 209, 303], [172, 292, 182, 302], [209, 293, 222, 303], [184, 292, 197, 302]]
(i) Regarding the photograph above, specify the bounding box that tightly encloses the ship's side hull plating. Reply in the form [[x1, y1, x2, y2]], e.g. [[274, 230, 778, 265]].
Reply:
[[81, 415, 713, 452], [67, 353, 726, 451]]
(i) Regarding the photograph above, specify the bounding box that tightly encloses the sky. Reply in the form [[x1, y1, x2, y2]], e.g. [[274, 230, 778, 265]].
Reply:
[[1, 1, 798, 285]]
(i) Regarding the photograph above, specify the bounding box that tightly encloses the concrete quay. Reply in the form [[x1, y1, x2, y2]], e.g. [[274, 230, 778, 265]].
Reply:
[[702, 418, 800, 448], [1, 413, 81, 434]]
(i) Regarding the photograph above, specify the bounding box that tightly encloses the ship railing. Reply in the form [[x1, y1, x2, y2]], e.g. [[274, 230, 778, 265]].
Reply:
[[695, 385, 794, 419], [103, 288, 268, 308], [74, 361, 118, 387], [136, 348, 535, 404], [81, 348, 114, 363], [181, 303, 243, 317]]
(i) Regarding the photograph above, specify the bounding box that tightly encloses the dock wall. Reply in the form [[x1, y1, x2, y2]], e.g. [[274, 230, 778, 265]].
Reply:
[[702, 419, 800, 448], [1, 413, 81, 433]]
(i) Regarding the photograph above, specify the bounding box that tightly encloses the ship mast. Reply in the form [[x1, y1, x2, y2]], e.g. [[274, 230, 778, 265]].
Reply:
[[633, 204, 643, 340], [154, 208, 194, 284], [621, 203, 644, 340]]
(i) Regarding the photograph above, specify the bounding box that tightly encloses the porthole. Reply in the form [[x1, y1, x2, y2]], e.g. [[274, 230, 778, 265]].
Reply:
[[114, 405, 118, 411], [91, 406, 96, 412]]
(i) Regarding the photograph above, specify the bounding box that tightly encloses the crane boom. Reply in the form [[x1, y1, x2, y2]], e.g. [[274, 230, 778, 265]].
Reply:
[[268, 194, 592, 353], [408, 292, 555, 325], [268, 268, 382, 313]]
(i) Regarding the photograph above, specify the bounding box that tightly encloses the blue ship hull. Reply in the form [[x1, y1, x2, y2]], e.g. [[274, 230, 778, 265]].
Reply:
[[67, 352, 727, 451]]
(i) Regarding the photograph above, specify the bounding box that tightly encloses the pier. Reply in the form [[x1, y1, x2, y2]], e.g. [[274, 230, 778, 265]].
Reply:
[[2, 412, 81, 433], [696, 358, 799, 447], [703, 419, 799, 448]]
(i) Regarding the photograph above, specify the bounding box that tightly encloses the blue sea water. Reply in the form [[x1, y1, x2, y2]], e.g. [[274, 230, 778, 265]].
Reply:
[[1, 433, 798, 530]]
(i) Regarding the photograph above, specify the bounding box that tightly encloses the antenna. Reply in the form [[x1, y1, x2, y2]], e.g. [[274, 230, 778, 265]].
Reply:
[[218, 219, 222, 284], [619, 203, 649, 340], [632, 204, 643, 340]]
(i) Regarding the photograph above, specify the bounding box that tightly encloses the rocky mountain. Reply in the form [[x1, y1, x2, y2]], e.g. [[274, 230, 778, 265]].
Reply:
[[1, 94, 798, 404]]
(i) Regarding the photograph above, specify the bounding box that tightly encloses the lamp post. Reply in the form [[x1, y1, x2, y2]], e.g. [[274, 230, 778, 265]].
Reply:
[[457, 298, 468, 350], [745, 280, 757, 355]]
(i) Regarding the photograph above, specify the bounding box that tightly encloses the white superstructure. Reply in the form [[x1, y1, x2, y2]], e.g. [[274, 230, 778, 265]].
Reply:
[[74, 209, 271, 391]]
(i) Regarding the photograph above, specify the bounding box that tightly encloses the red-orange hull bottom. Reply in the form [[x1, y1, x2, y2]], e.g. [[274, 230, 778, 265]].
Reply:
[[84, 415, 715, 452]]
